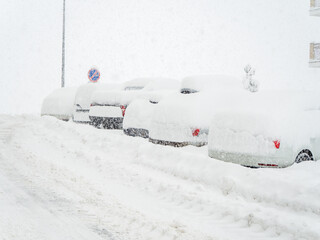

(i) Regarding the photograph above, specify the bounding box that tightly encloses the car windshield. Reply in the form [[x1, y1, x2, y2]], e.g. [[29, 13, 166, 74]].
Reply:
[[124, 86, 144, 91], [180, 88, 198, 94]]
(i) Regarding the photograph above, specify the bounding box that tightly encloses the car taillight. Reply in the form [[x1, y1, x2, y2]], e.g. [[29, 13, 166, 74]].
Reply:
[[273, 140, 280, 149], [120, 105, 126, 117], [192, 128, 200, 137]]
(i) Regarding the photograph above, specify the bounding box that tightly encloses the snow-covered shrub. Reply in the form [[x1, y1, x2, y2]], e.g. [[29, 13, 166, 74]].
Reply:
[[243, 65, 259, 92]]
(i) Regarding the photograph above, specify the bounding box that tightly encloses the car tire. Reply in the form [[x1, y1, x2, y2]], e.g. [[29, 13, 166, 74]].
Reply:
[[295, 150, 313, 164]]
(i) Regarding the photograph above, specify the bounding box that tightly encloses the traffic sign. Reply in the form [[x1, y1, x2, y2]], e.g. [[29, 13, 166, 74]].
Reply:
[[88, 68, 100, 83]]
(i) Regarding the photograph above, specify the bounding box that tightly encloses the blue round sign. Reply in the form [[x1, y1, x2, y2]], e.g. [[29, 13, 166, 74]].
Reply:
[[88, 68, 100, 82]]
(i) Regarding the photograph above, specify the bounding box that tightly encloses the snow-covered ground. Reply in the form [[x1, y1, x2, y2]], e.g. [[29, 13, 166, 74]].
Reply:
[[1, 115, 320, 240]]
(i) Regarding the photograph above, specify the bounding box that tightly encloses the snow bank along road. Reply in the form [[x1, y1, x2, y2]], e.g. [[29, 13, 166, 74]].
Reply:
[[0, 115, 320, 240]]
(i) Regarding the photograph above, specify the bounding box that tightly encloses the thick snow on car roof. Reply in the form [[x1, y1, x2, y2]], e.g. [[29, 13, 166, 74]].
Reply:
[[151, 88, 320, 130], [92, 89, 146, 106], [143, 78, 180, 91], [41, 87, 77, 119], [219, 90, 320, 114], [140, 90, 177, 103], [123, 78, 153, 90], [92, 78, 180, 105], [180, 75, 241, 93], [209, 90, 320, 148], [151, 90, 242, 130], [74, 83, 120, 109], [150, 74, 246, 128]]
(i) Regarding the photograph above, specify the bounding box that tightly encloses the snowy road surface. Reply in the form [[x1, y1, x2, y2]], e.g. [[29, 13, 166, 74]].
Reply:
[[0, 115, 320, 240]]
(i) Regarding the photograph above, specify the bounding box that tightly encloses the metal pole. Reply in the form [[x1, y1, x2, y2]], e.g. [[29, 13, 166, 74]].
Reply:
[[61, 0, 66, 88]]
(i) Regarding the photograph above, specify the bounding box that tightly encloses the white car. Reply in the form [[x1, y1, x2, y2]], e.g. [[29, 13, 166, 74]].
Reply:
[[89, 78, 178, 129], [208, 91, 320, 168], [73, 83, 119, 124], [41, 87, 77, 121], [122, 98, 154, 138], [148, 75, 243, 147]]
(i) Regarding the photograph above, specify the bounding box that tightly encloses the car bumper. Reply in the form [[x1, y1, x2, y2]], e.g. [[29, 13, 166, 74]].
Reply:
[[149, 137, 189, 147], [208, 149, 294, 168], [149, 122, 208, 147], [89, 116, 123, 129], [124, 128, 149, 138]]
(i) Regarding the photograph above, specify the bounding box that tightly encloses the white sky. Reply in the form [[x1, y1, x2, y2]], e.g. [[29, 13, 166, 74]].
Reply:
[[0, 0, 319, 114]]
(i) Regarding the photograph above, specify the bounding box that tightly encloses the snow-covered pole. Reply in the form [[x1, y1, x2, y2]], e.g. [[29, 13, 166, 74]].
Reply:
[[61, 0, 66, 88]]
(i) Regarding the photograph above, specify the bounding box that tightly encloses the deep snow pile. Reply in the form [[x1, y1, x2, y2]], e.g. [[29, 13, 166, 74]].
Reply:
[[1, 115, 320, 240]]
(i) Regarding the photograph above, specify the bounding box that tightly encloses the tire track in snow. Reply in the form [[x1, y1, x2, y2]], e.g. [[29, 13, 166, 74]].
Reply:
[[0, 154, 116, 239], [133, 143, 320, 216], [1, 119, 213, 240], [0, 128, 12, 144], [43, 123, 318, 239], [22, 116, 320, 239], [40, 119, 318, 240]]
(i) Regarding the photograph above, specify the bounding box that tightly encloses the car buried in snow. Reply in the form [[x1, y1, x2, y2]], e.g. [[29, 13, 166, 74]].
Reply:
[[89, 78, 151, 129], [123, 79, 179, 138], [89, 78, 177, 129], [208, 91, 320, 168], [41, 87, 77, 121], [148, 75, 243, 147], [73, 82, 119, 124]]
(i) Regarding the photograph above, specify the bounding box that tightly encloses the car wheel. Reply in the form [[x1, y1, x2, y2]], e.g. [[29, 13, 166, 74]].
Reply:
[[295, 150, 313, 164]]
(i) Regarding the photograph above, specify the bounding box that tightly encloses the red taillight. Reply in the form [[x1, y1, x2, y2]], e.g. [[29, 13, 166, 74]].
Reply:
[[192, 128, 200, 137], [120, 105, 126, 117], [273, 140, 280, 149]]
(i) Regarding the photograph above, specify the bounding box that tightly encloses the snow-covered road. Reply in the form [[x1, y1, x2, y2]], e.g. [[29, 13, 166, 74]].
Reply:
[[0, 115, 320, 240]]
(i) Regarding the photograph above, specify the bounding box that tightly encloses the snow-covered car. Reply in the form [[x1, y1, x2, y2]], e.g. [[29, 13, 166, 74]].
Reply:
[[73, 83, 119, 124], [89, 78, 177, 129], [148, 75, 243, 147], [122, 99, 153, 138], [208, 91, 320, 168], [123, 79, 179, 138], [41, 87, 77, 121]]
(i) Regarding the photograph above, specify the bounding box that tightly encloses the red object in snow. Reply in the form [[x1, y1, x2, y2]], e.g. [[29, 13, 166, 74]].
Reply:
[[273, 140, 280, 149], [120, 105, 126, 117], [192, 129, 200, 137]]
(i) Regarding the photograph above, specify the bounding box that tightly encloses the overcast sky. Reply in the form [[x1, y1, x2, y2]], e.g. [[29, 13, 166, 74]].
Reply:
[[0, 0, 319, 114]]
